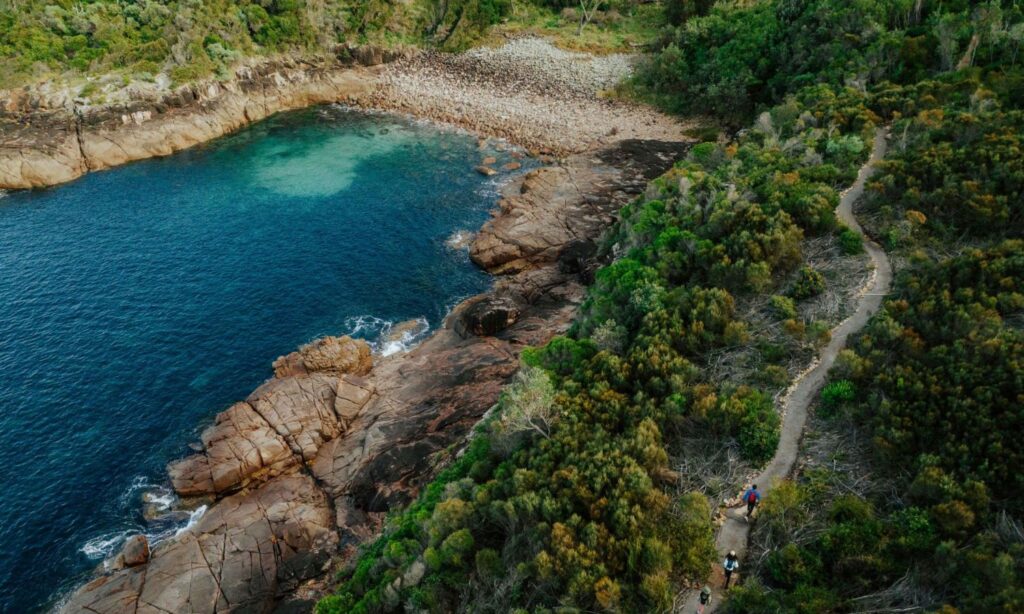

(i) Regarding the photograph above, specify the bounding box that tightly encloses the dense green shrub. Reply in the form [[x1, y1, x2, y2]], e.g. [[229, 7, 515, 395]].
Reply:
[[637, 2, 1024, 612], [818, 379, 855, 416], [837, 226, 864, 254], [322, 3, 1024, 611], [769, 294, 797, 320], [663, 0, 714, 27], [789, 266, 826, 300]]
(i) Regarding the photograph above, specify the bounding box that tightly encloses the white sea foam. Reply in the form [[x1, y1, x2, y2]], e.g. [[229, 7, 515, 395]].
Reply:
[[379, 317, 430, 357], [445, 230, 475, 250], [341, 314, 432, 356], [81, 530, 133, 559], [341, 314, 392, 338], [120, 476, 176, 510], [171, 505, 207, 539], [142, 488, 176, 512], [78, 476, 192, 568], [119, 475, 150, 503]]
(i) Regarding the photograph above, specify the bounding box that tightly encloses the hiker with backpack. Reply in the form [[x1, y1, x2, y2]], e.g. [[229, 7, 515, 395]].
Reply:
[[723, 551, 740, 588], [742, 484, 761, 519], [696, 585, 712, 613]]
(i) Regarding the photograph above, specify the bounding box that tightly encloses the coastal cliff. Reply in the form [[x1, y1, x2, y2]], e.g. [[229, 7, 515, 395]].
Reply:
[[0, 47, 402, 190]]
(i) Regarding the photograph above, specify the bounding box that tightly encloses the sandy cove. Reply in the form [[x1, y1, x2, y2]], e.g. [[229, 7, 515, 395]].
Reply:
[[20, 38, 695, 612]]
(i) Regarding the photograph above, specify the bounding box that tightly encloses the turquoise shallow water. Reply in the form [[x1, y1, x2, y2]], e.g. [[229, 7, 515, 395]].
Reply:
[[0, 106, 526, 612]]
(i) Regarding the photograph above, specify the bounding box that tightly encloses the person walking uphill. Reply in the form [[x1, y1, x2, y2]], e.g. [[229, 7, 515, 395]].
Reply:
[[743, 484, 761, 519], [696, 585, 712, 613], [723, 551, 740, 589]]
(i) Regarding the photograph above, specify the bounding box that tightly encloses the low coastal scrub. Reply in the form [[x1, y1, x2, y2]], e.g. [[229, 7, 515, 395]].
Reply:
[[628, 0, 1024, 611], [0, 0, 668, 89], [0, 0, 516, 87], [316, 74, 879, 611]]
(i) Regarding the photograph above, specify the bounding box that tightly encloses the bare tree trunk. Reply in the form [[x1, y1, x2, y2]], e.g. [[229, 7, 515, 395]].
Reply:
[[428, 0, 450, 36], [440, 4, 465, 44], [576, 0, 600, 36], [957, 33, 980, 69], [912, 0, 924, 26]]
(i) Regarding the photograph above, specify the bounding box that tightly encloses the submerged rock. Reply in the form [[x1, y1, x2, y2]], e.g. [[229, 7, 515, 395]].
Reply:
[[383, 319, 427, 346], [273, 335, 372, 378], [475, 165, 497, 176]]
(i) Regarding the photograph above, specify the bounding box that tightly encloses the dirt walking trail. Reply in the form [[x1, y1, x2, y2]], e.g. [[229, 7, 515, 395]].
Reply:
[[678, 128, 892, 613]]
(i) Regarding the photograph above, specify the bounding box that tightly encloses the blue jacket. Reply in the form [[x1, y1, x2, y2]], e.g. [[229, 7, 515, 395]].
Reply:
[[743, 488, 761, 503]]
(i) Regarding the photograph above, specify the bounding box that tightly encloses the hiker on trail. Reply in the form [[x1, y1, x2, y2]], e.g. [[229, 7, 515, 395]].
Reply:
[[742, 484, 761, 518], [697, 585, 712, 613], [723, 551, 740, 588]]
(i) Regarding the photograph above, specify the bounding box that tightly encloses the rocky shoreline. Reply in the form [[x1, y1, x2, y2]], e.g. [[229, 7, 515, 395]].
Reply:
[[60, 137, 690, 613], [5, 37, 695, 613], [0, 46, 402, 190]]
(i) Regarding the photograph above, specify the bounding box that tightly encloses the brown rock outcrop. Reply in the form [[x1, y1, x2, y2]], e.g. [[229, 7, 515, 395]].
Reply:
[[454, 295, 522, 338], [470, 140, 687, 275], [247, 374, 347, 461], [63, 474, 337, 613], [272, 335, 372, 378], [168, 401, 295, 496], [169, 371, 378, 497], [119, 535, 150, 568]]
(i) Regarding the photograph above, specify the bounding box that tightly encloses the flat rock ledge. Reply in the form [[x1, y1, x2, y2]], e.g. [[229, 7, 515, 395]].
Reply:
[[60, 138, 689, 613], [0, 46, 405, 190]]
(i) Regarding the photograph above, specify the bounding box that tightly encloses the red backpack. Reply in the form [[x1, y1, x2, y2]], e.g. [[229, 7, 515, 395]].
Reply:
[[747, 490, 758, 504]]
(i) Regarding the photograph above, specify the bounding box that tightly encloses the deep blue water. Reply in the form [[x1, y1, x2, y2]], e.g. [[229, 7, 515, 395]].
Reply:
[[0, 106, 525, 612]]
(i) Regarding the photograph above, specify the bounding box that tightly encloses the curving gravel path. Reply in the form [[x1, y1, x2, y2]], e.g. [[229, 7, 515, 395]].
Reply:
[[678, 128, 892, 613]]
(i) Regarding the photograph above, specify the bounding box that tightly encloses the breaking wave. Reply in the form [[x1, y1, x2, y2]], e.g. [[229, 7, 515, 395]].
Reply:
[[81, 530, 134, 560], [341, 315, 431, 356], [80, 477, 196, 564]]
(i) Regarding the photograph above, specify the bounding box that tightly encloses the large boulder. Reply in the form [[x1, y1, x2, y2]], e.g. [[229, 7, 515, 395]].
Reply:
[[247, 373, 346, 461], [454, 296, 521, 338], [273, 335, 372, 379], [120, 535, 150, 568]]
